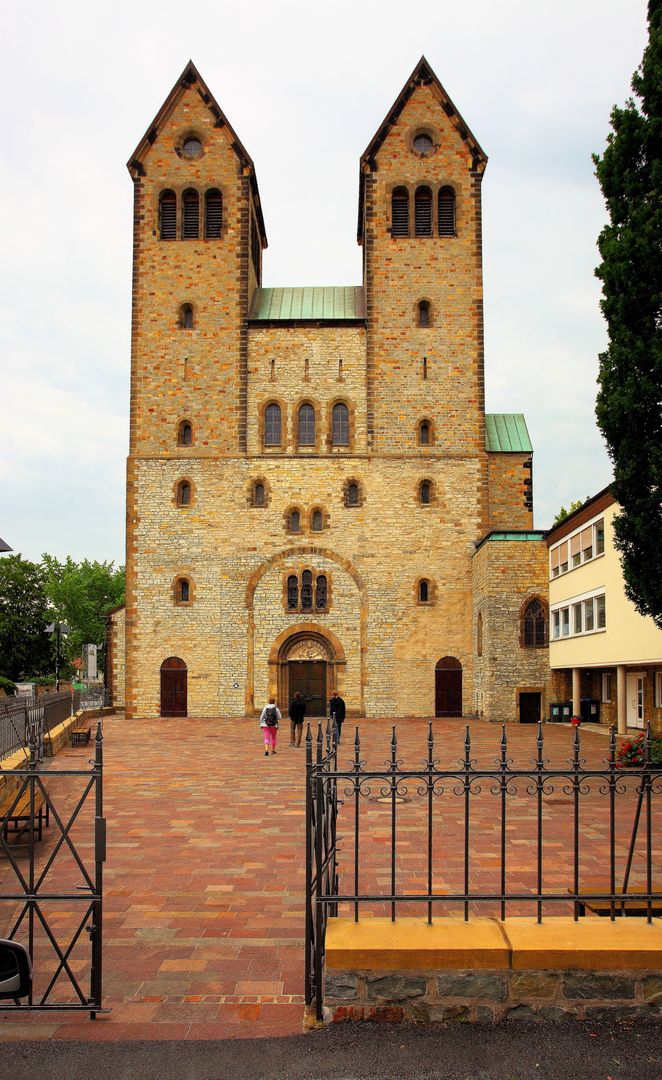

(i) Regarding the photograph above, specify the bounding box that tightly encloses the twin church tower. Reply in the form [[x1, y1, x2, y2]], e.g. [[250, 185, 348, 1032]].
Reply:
[[116, 58, 549, 723]]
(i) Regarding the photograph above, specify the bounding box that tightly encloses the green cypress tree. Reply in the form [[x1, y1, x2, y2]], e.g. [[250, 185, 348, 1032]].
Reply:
[[594, 0, 662, 627]]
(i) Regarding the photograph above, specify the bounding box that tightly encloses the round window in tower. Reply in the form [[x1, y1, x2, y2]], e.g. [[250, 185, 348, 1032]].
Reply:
[[182, 136, 203, 158], [413, 133, 433, 154]]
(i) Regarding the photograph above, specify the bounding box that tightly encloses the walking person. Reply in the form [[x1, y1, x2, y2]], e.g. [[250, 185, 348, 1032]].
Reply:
[[259, 697, 281, 756], [329, 690, 346, 742], [289, 690, 306, 747]]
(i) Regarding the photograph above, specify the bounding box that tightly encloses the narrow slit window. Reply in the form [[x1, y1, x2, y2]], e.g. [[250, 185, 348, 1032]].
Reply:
[[418, 301, 430, 327], [290, 510, 300, 533], [347, 482, 358, 506], [298, 403, 315, 446], [264, 403, 281, 446], [182, 189, 199, 239], [438, 187, 456, 236], [301, 570, 313, 609], [159, 190, 176, 240], [205, 189, 223, 239], [287, 576, 299, 610], [178, 421, 192, 446], [420, 423, 430, 445], [312, 510, 323, 532], [391, 187, 409, 237], [180, 304, 194, 329], [415, 187, 432, 237], [420, 481, 431, 504], [179, 580, 189, 602], [419, 580, 429, 602], [254, 483, 265, 507], [332, 402, 349, 446], [177, 481, 191, 506], [315, 575, 327, 610]]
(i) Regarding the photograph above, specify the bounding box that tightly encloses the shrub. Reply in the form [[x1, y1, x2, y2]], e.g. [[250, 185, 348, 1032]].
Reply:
[[616, 733, 662, 767], [0, 675, 17, 696]]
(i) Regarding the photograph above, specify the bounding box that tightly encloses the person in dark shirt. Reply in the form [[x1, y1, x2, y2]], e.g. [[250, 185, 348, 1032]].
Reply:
[[329, 690, 346, 742], [288, 691, 306, 746]]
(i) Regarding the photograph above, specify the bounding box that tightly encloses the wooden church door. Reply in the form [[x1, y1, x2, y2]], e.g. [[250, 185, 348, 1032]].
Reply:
[[160, 657, 187, 717], [435, 656, 462, 717]]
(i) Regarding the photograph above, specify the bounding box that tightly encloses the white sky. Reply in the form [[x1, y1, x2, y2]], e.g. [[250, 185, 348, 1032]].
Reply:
[[0, 0, 649, 566]]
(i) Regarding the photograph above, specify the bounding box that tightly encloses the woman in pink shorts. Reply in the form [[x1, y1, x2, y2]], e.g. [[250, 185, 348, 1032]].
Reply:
[[259, 697, 282, 756]]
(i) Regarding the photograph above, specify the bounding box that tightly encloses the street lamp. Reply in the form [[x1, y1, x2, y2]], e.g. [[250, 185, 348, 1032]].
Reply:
[[45, 622, 70, 692]]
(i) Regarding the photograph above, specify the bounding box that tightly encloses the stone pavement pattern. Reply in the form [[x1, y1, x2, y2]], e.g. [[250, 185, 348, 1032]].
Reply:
[[0, 714, 657, 1041]]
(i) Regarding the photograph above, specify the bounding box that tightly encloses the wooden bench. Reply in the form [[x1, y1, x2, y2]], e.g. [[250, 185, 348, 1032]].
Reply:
[[0, 785, 50, 845], [571, 888, 662, 917]]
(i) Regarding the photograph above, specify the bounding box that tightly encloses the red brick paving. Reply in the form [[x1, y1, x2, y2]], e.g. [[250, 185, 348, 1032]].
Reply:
[[0, 714, 657, 1040]]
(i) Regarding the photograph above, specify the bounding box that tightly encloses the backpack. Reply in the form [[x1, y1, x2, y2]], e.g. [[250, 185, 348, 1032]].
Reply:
[[264, 706, 278, 727]]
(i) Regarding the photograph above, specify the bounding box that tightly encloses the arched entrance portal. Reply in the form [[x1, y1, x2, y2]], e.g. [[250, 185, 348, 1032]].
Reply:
[[160, 657, 187, 717], [284, 636, 329, 717], [435, 656, 462, 717]]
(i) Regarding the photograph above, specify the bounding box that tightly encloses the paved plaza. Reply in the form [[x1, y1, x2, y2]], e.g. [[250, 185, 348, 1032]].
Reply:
[[0, 713, 656, 1042]]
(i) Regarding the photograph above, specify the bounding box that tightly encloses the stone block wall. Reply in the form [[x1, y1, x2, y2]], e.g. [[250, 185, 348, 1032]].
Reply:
[[487, 453, 532, 531], [325, 967, 662, 1023], [105, 605, 126, 709]]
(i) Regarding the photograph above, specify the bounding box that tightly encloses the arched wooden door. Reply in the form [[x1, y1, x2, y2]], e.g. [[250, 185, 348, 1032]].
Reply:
[[435, 656, 462, 717], [160, 657, 187, 717]]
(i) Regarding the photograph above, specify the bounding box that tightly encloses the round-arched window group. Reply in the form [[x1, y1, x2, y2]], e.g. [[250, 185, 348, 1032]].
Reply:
[[263, 401, 350, 449]]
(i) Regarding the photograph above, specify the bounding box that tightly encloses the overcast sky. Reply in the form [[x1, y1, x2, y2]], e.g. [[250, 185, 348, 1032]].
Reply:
[[0, 0, 649, 566]]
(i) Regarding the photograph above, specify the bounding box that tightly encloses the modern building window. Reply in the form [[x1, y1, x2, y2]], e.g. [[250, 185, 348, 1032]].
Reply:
[[438, 187, 456, 236], [177, 420, 192, 446], [603, 673, 612, 703], [312, 509, 323, 532], [264, 403, 282, 446], [176, 481, 191, 506], [584, 598, 594, 632], [179, 304, 194, 329], [182, 189, 199, 239], [420, 480, 431, 505], [596, 519, 605, 554], [159, 190, 177, 240], [562, 607, 570, 636], [551, 593, 605, 638], [298, 403, 315, 446], [573, 603, 582, 635], [550, 518, 606, 578], [332, 402, 349, 446], [523, 599, 547, 647], [553, 611, 561, 639], [301, 570, 313, 610], [596, 595, 606, 629], [655, 672, 662, 708], [391, 187, 409, 237], [205, 189, 223, 238], [414, 186, 432, 237], [315, 575, 327, 610], [418, 301, 430, 327]]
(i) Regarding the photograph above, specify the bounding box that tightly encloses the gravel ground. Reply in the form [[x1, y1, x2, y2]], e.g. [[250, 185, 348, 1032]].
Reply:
[[3, 1020, 662, 1080]]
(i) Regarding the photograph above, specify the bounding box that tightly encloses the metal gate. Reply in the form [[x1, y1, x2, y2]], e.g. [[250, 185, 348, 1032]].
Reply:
[[305, 720, 339, 1015], [0, 724, 105, 1018]]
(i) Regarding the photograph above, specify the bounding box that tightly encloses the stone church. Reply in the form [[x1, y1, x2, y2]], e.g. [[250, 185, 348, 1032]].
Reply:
[[107, 57, 552, 723]]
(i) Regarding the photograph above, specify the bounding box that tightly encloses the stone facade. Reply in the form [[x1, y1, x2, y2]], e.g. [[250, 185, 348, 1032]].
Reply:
[[121, 58, 545, 721]]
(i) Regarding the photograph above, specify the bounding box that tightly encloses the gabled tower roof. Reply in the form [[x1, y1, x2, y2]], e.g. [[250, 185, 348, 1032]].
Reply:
[[357, 56, 487, 242], [127, 60, 267, 246]]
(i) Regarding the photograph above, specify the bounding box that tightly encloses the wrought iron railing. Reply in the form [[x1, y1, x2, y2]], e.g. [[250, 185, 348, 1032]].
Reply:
[[0, 691, 80, 762], [305, 721, 662, 1018]]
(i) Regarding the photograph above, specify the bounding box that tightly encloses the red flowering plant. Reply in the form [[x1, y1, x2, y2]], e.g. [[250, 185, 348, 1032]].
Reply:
[[616, 733, 662, 767]]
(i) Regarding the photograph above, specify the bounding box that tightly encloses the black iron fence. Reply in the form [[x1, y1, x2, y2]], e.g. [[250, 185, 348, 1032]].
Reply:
[[0, 691, 81, 762], [305, 721, 662, 1018]]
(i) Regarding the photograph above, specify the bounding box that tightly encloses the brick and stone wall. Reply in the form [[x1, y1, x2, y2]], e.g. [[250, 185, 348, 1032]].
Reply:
[[487, 453, 532, 531]]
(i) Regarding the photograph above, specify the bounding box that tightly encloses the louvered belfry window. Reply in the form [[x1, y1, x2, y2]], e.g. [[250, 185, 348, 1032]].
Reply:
[[182, 189, 199, 239], [264, 403, 281, 445], [287, 575, 299, 610], [160, 191, 176, 240], [332, 402, 349, 445], [415, 187, 433, 237], [438, 187, 456, 236], [523, 599, 547, 647], [298, 404, 315, 446], [316, 575, 327, 610], [205, 189, 223, 238], [301, 570, 313, 610], [391, 188, 409, 237]]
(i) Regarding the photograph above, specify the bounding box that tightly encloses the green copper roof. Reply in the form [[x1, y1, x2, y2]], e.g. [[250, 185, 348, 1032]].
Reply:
[[249, 287, 366, 322], [485, 413, 532, 453]]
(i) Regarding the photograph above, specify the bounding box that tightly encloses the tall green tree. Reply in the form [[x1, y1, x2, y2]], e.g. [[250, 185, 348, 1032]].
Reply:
[[0, 555, 53, 681], [594, 0, 662, 628], [41, 556, 125, 666]]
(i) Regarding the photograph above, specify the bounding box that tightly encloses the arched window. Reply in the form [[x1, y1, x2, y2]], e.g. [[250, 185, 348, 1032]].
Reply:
[[289, 510, 300, 533], [179, 304, 194, 329], [205, 189, 223, 238], [177, 481, 191, 506], [301, 570, 313, 610], [315, 575, 327, 609], [177, 420, 192, 446], [159, 190, 176, 240], [391, 187, 409, 237], [419, 422, 430, 445], [287, 575, 299, 610], [332, 402, 349, 446], [175, 578, 190, 604], [312, 509, 323, 532], [347, 482, 359, 507], [254, 483, 265, 507], [419, 580, 429, 602], [298, 403, 315, 446], [420, 481, 431, 505], [182, 189, 199, 239], [264, 403, 281, 446], [415, 187, 432, 237], [439, 187, 456, 236], [418, 301, 430, 327], [477, 611, 483, 656], [523, 599, 547, 647]]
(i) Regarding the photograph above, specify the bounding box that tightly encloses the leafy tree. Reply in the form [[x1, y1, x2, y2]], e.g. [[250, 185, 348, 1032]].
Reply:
[[594, 0, 662, 627], [552, 500, 587, 527], [41, 556, 125, 667], [0, 555, 53, 681]]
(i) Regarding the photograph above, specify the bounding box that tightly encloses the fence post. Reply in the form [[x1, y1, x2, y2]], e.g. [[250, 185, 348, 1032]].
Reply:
[[304, 723, 313, 1008]]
